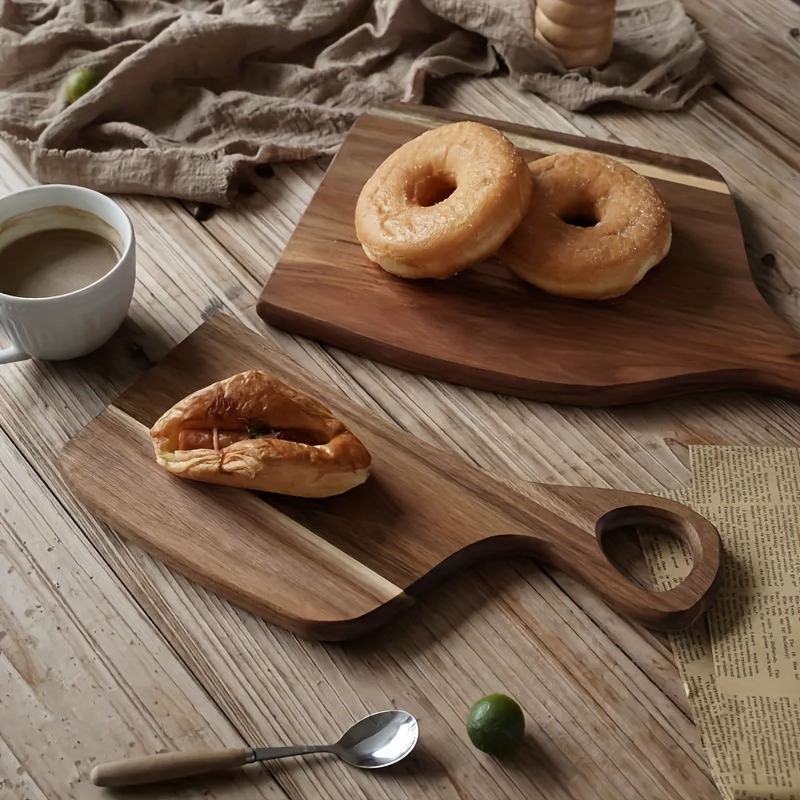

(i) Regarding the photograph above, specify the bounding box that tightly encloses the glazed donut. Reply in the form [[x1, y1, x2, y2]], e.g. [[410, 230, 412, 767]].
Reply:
[[354, 121, 533, 280], [501, 152, 672, 300]]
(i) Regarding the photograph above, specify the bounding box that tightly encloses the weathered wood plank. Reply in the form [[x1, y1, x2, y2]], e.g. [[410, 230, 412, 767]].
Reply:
[[681, 0, 800, 146], [0, 430, 285, 799]]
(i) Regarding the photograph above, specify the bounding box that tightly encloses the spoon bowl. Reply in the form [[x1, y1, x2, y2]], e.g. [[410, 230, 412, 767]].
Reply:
[[334, 709, 419, 768]]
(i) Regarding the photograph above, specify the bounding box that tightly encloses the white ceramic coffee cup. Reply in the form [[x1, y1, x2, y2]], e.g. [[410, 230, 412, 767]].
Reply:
[[0, 184, 136, 364]]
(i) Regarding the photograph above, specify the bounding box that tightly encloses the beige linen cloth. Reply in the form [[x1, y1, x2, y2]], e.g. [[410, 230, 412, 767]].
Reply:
[[0, 0, 711, 205]]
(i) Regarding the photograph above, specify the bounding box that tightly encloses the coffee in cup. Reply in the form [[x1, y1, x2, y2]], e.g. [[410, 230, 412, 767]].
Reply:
[[0, 206, 122, 298], [0, 184, 136, 364]]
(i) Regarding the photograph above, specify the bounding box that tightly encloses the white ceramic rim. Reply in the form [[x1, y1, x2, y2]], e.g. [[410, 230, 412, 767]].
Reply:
[[0, 184, 135, 305]]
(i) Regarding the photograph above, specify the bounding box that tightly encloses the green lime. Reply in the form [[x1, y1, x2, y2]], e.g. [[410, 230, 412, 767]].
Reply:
[[64, 67, 100, 104], [466, 693, 525, 757]]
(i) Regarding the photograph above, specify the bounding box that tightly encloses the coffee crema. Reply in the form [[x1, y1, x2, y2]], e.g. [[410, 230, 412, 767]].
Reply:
[[0, 212, 120, 299]]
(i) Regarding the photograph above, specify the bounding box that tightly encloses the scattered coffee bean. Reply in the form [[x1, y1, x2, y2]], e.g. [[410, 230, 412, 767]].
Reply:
[[189, 202, 215, 222], [128, 342, 154, 367]]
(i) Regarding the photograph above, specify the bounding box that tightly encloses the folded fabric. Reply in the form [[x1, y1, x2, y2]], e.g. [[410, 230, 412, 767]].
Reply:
[[0, 0, 712, 205]]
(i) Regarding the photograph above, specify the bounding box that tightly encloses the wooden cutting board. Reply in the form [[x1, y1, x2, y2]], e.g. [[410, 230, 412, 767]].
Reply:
[[58, 314, 722, 641], [258, 103, 800, 406]]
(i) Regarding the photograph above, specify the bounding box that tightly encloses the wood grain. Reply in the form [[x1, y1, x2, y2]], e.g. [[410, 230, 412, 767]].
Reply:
[[0, 424, 278, 800], [258, 104, 800, 406], [58, 314, 721, 639], [681, 0, 800, 147], [91, 748, 249, 787]]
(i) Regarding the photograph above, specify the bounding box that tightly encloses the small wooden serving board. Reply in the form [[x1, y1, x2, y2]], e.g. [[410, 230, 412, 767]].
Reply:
[[258, 104, 800, 406], [59, 315, 721, 641]]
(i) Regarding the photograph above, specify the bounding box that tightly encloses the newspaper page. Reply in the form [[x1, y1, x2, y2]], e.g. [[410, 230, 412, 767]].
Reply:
[[639, 447, 800, 800]]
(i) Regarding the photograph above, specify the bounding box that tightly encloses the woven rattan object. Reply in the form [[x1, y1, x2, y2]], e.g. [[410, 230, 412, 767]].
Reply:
[[534, 0, 616, 67]]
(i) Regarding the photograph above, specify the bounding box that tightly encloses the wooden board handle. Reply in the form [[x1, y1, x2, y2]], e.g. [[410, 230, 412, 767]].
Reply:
[[406, 482, 722, 633], [89, 747, 249, 787], [751, 356, 800, 401], [523, 486, 722, 631]]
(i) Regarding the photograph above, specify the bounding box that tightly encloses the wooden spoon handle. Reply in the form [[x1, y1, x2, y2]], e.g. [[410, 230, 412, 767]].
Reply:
[[530, 485, 723, 630], [90, 748, 249, 787]]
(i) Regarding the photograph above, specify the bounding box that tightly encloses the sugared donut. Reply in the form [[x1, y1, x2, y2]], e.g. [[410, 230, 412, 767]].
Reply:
[[501, 152, 672, 300], [354, 122, 533, 280]]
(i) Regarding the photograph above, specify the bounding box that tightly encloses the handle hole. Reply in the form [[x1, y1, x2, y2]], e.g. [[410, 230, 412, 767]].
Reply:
[[596, 506, 693, 593]]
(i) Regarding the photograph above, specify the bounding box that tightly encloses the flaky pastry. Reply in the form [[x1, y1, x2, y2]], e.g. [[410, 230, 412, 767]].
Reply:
[[149, 370, 371, 498]]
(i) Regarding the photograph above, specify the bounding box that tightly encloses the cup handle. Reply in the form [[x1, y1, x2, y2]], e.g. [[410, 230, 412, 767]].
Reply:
[[0, 320, 29, 364]]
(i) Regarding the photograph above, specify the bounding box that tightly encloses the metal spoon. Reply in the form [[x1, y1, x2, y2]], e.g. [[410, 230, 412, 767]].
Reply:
[[90, 710, 419, 787]]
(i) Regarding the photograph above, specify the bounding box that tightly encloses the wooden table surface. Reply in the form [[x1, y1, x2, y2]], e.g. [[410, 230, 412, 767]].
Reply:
[[1, 3, 798, 798]]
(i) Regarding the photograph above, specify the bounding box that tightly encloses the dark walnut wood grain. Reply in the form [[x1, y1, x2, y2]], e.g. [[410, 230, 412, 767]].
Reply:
[[58, 315, 722, 641], [257, 103, 800, 406]]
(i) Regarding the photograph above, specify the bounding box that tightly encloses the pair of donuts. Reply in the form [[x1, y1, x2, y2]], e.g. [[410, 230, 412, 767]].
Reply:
[[355, 121, 672, 301]]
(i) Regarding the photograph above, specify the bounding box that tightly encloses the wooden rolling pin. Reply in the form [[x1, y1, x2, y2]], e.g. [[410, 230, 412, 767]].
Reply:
[[534, 0, 616, 68]]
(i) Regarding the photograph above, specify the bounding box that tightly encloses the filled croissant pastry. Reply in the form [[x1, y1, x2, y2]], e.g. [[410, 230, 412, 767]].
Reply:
[[149, 370, 371, 498]]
